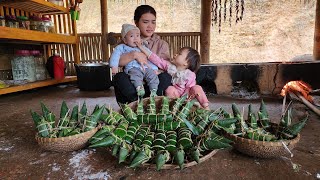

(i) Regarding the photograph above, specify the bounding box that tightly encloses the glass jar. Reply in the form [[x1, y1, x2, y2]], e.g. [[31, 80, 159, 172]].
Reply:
[[48, 0, 64, 6], [17, 16, 30, 30], [0, 16, 5, 27], [30, 16, 41, 31], [42, 17, 51, 32], [42, 16, 55, 33], [38, 17, 46, 32], [30, 50, 47, 81], [12, 50, 36, 82], [5, 15, 18, 28]]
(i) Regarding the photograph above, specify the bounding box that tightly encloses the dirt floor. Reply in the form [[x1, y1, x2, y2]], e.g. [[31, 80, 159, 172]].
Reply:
[[0, 84, 319, 180]]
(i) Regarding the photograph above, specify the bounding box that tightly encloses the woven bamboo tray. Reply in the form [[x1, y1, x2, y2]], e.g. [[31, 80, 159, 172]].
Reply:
[[124, 96, 218, 169], [35, 127, 99, 152], [224, 132, 300, 158]]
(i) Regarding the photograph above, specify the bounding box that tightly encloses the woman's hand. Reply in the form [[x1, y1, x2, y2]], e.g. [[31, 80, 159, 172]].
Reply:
[[112, 66, 119, 75], [134, 51, 149, 71]]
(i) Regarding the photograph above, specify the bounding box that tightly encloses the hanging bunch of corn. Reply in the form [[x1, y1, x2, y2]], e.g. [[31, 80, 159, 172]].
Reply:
[[30, 101, 104, 138], [225, 100, 308, 142], [211, 0, 245, 33], [89, 96, 235, 170]]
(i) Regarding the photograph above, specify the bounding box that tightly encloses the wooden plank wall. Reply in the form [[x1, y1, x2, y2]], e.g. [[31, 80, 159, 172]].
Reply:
[[46, 32, 200, 76]]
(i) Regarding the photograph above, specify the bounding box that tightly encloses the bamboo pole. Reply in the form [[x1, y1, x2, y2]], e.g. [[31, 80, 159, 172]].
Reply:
[[101, 0, 108, 62], [72, 13, 80, 64], [200, 0, 211, 64], [313, 0, 320, 60]]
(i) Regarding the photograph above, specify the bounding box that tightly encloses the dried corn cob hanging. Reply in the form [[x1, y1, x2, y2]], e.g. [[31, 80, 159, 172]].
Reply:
[[211, 0, 245, 33]]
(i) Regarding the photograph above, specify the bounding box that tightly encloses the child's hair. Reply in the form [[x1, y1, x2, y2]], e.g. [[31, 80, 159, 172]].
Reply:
[[181, 47, 201, 73], [134, 5, 156, 24]]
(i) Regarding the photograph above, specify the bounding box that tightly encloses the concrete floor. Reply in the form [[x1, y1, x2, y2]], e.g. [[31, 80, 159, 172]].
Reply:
[[0, 83, 319, 180]]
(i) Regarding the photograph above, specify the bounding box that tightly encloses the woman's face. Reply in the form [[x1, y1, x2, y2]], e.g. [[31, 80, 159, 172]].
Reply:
[[136, 13, 156, 38]]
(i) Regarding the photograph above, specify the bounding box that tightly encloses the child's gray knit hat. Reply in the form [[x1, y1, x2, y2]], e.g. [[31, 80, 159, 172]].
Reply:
[[121, 24, 140, 39]]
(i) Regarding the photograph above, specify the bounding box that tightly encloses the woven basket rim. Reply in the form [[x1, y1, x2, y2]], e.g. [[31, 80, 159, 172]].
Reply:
[[35, 126, 100, 143], [225, 132, 300, 147]]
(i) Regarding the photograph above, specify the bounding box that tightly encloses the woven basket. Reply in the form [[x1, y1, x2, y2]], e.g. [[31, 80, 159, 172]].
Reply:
[[124, 96, 217, 169], [35, 127, 99, 152], [224, 132, 300, 158]]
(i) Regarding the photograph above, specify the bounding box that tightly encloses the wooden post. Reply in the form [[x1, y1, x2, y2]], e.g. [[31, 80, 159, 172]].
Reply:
[[314, 0, 320, 60], [101, 0, 108, 62], [200, 0, 211, 64], [72, 15, 80, 64]]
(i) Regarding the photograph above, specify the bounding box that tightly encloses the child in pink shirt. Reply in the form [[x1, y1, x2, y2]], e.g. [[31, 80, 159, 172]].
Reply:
[[136, 43, 209, 109]]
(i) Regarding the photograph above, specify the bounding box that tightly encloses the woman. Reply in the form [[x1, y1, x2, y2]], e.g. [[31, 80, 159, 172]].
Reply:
[[113, 5, 172, 104]]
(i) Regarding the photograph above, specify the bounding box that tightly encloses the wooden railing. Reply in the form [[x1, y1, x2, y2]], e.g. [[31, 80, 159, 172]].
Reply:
[[48, 32, 201, 75]]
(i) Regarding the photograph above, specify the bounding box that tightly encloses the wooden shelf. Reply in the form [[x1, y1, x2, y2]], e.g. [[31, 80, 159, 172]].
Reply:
[[0, 76, 77, 95], [0, 0, 69, 14], [0, 26, 76, 44]]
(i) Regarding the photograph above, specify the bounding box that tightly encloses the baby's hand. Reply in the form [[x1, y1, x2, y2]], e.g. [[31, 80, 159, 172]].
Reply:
[[111, 67, 119, 75], [135, 41, 142, 49]]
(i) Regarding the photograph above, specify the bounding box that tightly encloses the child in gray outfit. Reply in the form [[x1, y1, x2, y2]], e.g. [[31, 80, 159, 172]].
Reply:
[[109, 24, 159, 98]]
